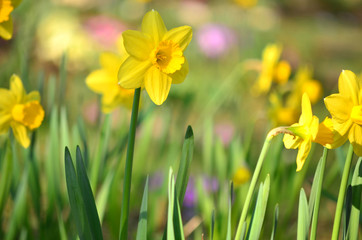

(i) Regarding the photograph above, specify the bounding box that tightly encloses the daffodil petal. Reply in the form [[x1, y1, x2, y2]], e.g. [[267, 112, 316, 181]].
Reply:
[[0, 113, 11, 134], [163, 26, 192, 51], [338, 70, 360, 105], [325, 129, 348, 149], [332, 118, 353, 138], [118, 57, 151, 89], [349, 124, 362, 156], [86, 69, 115, 94], [0, 89, 15, 109], [144, 66, 172, 105], [142, 10, 167, 44], [25, 91, 40, 102], [122, 30, 154, 60], [296, 139, 311, 172], [100, 52, 123, 73], [310, 116, 319, 140], [171, 59, 189, 84], [10, 74, 25, 103], [283, 134, 301, 149], [324, 94, 353, 123], [0, 16, 13, 40], [300, 93, 312, 126], [11, 121, 30, 148]]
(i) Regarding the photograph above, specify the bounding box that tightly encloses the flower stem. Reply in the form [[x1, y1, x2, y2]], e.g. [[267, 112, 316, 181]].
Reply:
[[119, 88, 141, 240], [235, 135, 272, 239], [310, 147, 328, 240], [331, 144, 354, 240]]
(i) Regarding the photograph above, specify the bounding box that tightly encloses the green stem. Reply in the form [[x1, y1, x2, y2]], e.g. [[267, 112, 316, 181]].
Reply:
[[331, 144, 354, 240], [119, 88, 141, 240], [310, 148, 328, 240], [235, 133, 273, 239]]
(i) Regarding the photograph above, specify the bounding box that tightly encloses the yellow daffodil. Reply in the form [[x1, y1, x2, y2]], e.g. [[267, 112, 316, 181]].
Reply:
[[0, 0, 21, 40], [324, 70, 362, 155], [118, 10, 192, 105], [253, 44, 291, 94], [0, 75, 44, 148], [269, 93, 299, 126], [232, 166, 251, 186], [234, 0, 258, 8], [86, 36, 134, 113]]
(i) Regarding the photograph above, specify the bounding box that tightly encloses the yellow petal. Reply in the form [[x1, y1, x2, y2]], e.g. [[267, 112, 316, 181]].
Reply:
[[299, 93, 312, 125], [332, 118, 353, 138], [314, 117, 334, 147], [25, 91, 40, 102], [144, 66, 172, 105], [10, 121, 30, 148], [122, 30, 154, 60], [296, 138, 311, 172], [324, 94, 353, 123], [163, 26, 192, 51], [0, 113, 11, 134], [101, 89, 121, 113], [171, 58, 189, 84], [99, 52, 123, 73], [141, 10, 167, 44], [310, 116, 319, 140], [0, 89, 16, 109], [118, 57, 151, 89], [338, 70, 360, 105], [0, 16, 13, 40], [283, 133, 301, 149], [86, 69, 115, 94], [349, 124, 362, 156], [10, 74, 25, 103], [325, 129, 348, 149]]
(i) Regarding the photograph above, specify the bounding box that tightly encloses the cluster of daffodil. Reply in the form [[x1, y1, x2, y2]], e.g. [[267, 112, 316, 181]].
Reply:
[[0, 0, 21, 40], [0, 75, 44, 148]]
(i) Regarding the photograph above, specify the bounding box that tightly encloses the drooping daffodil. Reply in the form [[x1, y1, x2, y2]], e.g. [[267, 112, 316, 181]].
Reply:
[[324, 70, 362, 155], [0, 75, 44, 148], [0, 0, 21, 40], [86, 36, 134, 113], [118, 10, 192, 105], [283, 93, 333, 171]]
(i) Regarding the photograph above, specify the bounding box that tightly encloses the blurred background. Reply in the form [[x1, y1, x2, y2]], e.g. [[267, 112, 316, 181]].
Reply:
[[0, 0, 362, 239]]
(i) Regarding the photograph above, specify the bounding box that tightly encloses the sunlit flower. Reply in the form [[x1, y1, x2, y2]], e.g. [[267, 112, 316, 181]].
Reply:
[[0, 0, 21, 40], [324, 70, 362, 155], [86, 36, 134, 113], [234, 0, 257, 8], [252, 44, 291, 95], [232, 166, 251, 186], [0, 75, 44, 148], [283, 93, 333, 171], [118, 10, 192, 105]]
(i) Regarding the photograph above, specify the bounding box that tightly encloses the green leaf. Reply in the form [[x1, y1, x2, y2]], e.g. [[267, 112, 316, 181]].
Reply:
[[0, 140, 13, 217], [270, 204, 279, 240], [173, 189, 185, 240], [248, 174, 270, 240], [297, 188, 309, 240], [210, 210, 215, 240], [136, 176, 149, 240], [76, 146, 103, 240], [167, 168, 176, 240], [96, 171, 114, 223], [226, 182, 233, 240], [175, 125, 194, 206], [346, 157, 361, 240]]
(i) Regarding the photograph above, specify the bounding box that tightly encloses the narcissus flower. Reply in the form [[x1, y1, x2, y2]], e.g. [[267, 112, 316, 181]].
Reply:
[[0, 0, 21, 40], [118, 10, 192, 105], [283, 93, 333, 171], [0, 75, 44, 148], [232, 166, 251, 186], [324, 70, 362, 155], [86, 36, 134, 113], [253, 44, 291, 94]]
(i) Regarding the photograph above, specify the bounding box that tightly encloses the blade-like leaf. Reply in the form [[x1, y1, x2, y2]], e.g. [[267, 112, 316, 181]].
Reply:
[[210, 210, 215, 240], [226, 182, 233, 240], [297, 188, 309, 240], [175, 125, 194, 206], [167, 168, 175, 240], [173, 189, 185, 240], [270, 204, 279, 240], [136, 176, 149, 240], [0, 140, 12, 217], [76, 146, 103, 240]]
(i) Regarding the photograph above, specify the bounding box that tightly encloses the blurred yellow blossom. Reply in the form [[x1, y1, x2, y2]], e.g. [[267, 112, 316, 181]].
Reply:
[[269, 93, 299, 126], [0, 75, 44, 148], [253, 44, 291, 94], [232, 166, 251, 186], [324, 70, 362, 155], [0, 0, 21, 40], [234, 0, 257, 9], [118, 10, 192, 105], [86, 36, 134, 113], [283, 93, 333, 171]]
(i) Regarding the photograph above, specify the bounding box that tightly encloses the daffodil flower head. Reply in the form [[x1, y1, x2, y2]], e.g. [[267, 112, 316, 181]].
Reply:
[[324, 70, 362, 155], [118, 10, 192, 105], [232, 166, 251, 186], [0, 75, 45, 148], [283, 93, 319, 171], [86, 35, 135, 113], [0, 0, 21, 40]]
